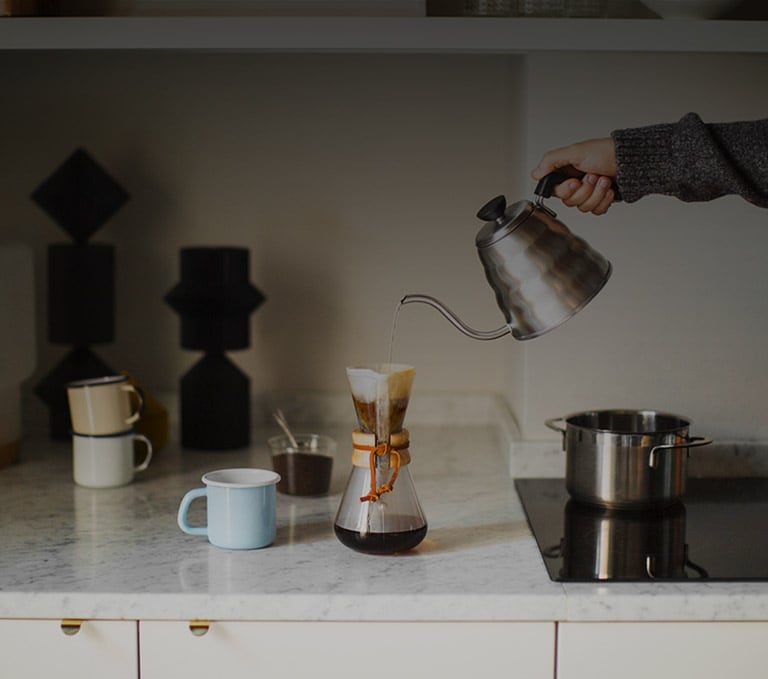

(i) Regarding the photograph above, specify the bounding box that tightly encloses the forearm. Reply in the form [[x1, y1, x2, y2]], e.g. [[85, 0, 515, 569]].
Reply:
[[612, 112, 768, 207]]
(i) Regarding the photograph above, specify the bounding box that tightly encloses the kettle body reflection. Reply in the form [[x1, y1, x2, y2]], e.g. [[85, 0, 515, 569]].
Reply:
[[402, 174, 612, 341]]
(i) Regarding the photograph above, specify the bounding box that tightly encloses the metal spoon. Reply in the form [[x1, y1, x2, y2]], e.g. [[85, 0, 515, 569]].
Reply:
[[273, 408, 299, 449]]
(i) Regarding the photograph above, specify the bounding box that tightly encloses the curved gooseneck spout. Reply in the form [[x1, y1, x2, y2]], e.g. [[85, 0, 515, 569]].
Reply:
[[400, 294, 510, 341]]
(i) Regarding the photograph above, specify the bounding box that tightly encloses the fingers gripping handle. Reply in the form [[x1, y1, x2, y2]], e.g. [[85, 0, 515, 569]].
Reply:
[[534, 170, 622, 201], [534, 170, 572, 199]]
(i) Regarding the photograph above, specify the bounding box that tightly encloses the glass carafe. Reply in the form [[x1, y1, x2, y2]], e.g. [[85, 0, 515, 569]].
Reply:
[[334, 364, 427, 554]]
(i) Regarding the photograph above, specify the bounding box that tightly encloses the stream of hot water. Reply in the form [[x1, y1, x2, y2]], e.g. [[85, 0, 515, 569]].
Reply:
[[387, 300, 404, 367]]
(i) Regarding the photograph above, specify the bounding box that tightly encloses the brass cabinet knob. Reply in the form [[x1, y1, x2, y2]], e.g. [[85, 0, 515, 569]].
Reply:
[[188, 620, 210, 636], [60, 619, 84, 636]]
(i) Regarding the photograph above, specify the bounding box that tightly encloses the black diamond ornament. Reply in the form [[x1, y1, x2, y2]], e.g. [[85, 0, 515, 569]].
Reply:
[[31, 148, 129, 243]]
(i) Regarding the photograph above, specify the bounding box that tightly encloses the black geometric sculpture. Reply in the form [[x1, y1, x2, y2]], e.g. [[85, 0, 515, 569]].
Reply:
[[32, 148, 129, 244], [47, 243, 115, 345], [165, 247, 265, 450], [31, 148, 129, 439]]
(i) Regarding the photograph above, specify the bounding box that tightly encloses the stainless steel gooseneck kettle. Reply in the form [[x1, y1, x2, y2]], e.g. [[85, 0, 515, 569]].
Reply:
[[401, 172, 613, 341]]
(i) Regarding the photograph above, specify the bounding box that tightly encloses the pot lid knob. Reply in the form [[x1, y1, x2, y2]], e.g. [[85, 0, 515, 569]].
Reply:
[[476, 195, 507, 223]]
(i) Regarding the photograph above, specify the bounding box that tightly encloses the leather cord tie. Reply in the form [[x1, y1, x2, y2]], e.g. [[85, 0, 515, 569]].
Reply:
[[355, 440, 402, 503]]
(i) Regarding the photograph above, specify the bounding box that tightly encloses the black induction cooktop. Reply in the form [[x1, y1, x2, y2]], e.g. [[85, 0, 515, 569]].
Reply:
[[515, 477, 768, 582]]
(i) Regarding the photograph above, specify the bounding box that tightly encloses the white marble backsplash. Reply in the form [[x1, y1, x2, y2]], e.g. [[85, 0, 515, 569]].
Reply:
[[263, 391, 768, 479], [161, 389, 768, 479], [22, 388, 768, 480]]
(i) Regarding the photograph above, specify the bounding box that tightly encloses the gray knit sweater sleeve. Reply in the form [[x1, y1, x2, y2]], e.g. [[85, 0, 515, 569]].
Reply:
[[611, 112, 768, 208]]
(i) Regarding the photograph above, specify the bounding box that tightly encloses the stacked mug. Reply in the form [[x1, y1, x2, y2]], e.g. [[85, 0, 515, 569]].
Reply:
[[66, 375, 153, 488]]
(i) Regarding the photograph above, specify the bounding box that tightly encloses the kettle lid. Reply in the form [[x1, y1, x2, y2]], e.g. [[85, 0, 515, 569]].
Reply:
[[475, 195, 534, 248]]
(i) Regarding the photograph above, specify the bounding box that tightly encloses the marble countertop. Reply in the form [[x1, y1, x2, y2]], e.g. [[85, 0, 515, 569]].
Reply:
[[2, 407, 768, 623]]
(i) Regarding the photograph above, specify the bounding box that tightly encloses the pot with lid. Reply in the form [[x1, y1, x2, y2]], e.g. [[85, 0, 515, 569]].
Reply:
[[401, 172, 612, 341], [546, 409, 712, 509]]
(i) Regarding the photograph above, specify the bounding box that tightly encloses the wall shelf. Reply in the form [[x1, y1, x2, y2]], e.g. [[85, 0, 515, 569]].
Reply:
[[0, 16, 767, 53]]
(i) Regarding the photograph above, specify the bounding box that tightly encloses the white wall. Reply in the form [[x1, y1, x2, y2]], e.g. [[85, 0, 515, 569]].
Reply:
[[1, 52, 523, 418], [2, 50, 767, 441]]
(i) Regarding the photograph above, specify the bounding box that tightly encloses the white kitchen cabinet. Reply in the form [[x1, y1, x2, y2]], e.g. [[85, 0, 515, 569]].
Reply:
[[557, 621, 768, 679], [0, 619, 138, 679], [140, 620, 554, 679]]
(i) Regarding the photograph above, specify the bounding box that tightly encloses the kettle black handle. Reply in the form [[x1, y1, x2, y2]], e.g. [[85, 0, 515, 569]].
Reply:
[[534, 170, 622, 201]]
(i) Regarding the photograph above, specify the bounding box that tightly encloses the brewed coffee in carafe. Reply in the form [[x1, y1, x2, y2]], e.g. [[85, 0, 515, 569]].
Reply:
[[334, 363, 427, 554]]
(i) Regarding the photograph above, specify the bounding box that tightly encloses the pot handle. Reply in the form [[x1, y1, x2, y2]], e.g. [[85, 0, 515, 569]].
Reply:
[[683, 558, 709, 579], [645, 554, 709, 580], [648, 436, 712, 468], [545, 417, 566, 451], [544, 417, 566, 434]]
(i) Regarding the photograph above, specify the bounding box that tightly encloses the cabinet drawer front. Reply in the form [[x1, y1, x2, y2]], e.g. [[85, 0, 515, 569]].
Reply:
[[0, 619, 138, 679], [141, 621, 553, 679], [558, 621, 768, 679]]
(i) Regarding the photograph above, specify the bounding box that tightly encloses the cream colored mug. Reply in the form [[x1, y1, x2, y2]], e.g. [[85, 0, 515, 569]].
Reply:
[[67, 375, 144, 436]]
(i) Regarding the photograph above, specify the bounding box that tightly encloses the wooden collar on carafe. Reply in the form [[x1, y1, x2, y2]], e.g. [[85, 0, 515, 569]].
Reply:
[[351, 430, 410, 467], [352, 429, 410, 503]]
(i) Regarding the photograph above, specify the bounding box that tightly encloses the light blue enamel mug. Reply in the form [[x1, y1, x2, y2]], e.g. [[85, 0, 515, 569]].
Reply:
[[177, 468, 280, 550]]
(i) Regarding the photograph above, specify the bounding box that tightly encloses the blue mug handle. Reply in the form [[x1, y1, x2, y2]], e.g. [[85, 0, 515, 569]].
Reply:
[[177, 487, 208, 537]]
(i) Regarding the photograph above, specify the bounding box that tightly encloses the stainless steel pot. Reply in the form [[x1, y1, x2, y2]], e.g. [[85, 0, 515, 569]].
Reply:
[[545, 410, 712, 509]]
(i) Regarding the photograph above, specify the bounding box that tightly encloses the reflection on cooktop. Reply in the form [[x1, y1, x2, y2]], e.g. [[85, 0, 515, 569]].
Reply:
[[515, 478, 768, 582]]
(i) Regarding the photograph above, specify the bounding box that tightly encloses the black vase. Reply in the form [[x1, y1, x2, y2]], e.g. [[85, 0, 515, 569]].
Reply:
[[47, 243, 114, 345], [180, 353, 251, 450], [31, 149, 128, 439], [165, 247, 265, 450]]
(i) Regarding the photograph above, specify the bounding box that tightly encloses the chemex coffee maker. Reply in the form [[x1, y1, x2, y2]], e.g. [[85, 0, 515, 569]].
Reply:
[[334, 364, 427, 555], [402, 172, 612, 341]]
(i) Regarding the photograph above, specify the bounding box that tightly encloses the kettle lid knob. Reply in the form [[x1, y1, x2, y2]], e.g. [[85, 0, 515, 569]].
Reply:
[[476, 195, 507, 222]]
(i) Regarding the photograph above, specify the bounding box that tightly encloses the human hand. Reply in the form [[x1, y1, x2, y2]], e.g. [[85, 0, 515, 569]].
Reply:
[[531, 137, 618, 216]]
